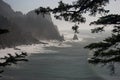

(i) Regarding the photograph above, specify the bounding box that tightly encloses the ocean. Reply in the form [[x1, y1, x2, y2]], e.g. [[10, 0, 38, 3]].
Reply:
[[0, 30, 120, 80]]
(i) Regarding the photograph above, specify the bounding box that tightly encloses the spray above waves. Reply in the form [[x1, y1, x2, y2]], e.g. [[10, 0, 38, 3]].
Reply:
[[0, 40, 74, 58]]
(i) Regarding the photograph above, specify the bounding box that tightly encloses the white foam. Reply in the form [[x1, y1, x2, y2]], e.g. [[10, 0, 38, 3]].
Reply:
[[0, 43, 56, 58], [0, 40, 74, 58], [0, 48, 16, 57], [45, 41, 73, 48]]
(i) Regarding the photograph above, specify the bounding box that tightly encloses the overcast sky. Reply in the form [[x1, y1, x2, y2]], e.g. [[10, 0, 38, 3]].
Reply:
[[3, 0, 120, 31], [3, 0, 75, 14]]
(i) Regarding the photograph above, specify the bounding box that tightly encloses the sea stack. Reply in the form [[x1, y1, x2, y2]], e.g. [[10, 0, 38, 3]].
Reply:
[[73, 34, 79, 40]]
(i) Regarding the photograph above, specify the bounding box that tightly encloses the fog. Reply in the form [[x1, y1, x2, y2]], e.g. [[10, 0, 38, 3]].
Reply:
[[0, 0, 62, 48]]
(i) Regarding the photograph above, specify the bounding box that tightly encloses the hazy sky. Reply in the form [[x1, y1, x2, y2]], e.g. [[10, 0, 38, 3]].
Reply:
[[3, 0, 75, 14], [3, 0, 120, 31]]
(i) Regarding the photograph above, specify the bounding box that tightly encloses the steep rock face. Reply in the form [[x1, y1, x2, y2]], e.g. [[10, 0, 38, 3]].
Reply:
[[14, 10, 61, 40], [0, 15, 38, 48], [0, 0, 61, 48], [0, 0, 15, 17]]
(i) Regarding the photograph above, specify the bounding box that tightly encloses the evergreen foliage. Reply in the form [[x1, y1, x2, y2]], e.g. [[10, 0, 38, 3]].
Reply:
[[36, 0, 120, 67], [0, 52, 28, 76], [85, 14, 120, 65], [36, 0, 110, 23], [0, 29, 9, 34]]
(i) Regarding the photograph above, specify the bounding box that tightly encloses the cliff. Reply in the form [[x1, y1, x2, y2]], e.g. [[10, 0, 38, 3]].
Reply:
[[0, 0, 61, 48]]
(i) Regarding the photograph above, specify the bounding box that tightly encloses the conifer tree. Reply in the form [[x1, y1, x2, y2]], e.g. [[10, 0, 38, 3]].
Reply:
[[85, 14, 120, 64], [36, 0, 120, 66]]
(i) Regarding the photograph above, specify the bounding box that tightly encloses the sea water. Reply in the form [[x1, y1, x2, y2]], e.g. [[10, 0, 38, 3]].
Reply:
[[0, 41, 105, 80], [0, 30, 119, 80]]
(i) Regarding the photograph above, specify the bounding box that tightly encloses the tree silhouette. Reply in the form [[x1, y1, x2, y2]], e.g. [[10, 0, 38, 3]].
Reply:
[[35, 0, 119, 74], [0, 52, 28, 77], [85, 14, 120, 64], [84, 14, 120, 74], [0, 29, 9, 34], [35, 0, 109, 23], [72, 24, 79, 33], [0, 27, 29, 77]]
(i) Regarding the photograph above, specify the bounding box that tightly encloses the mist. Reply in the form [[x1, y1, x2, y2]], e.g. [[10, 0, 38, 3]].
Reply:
[[0, 0, 62, 48]]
